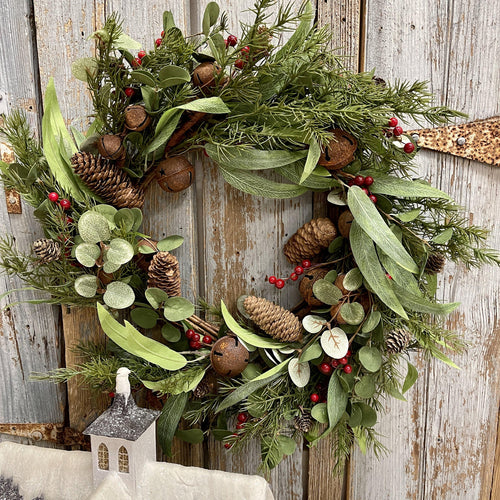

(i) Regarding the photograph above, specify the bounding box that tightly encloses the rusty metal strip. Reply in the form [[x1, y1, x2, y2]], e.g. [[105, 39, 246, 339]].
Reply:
[[408, 116, 500, 166], [0, 423, 89, 448], [4, 189, 22, 214]]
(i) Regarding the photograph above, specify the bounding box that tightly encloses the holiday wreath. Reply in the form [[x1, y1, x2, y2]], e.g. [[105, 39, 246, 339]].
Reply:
[[0, 0, 498, 474]]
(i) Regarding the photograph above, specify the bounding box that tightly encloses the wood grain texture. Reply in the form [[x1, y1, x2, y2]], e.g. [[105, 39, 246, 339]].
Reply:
[[349, 0, 500, 499], [0, 0, 65, 434]]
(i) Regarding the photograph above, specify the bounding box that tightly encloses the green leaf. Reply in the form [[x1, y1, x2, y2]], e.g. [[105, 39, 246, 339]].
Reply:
[[327, 189, 347, 206], [432, 228, 453, 244], [107, 238, 134, 265], [138, 245, 156, 255], [74, 275, 97, 297], [300, 139, 321, 183], [78, 211, 111, 243], [221, 301, 285, 349], [367, 173, 452, 200], [277, 162, 339, 190], [163, 297, 195, 322], [142, 367, 205, 395], [161, 323, 182, 342], [97, 303, 187, 370], [178, 96, 229, 114], [75, 243, 101, 267], [114, 33, 142, 51], [361, 311, 381, 333], [114, 208, 135, 231], [350, 221, 408, 318], [378, 247, 421, 296], [277, 435, 296, 456], [340, 302, 365, 325], [326, 373, 348, 428], [130, 70, 157, 87], [163, 11, 176, 32], [158, 65, 191, 88], [324, 270, 338, 283], [395, 208, 421, 222], [431, 348, 460, 369], [157, 235, 184, 252], [299, 341, 323, 362], [93, 204, 118, 228], [157, 393, 188, 456], [103, 281, 135, 310], [130, 307, 159, 329], [312, 279, 343, 305], [392, 283, 460, 314], [348, 405, 363, 427], [311, 403, 328, 423], [145, 288, 169, 309], [131, 208, 143, 231], [103, 259, 121, 274], [208, 34, 226, 64], [358, 346, 382, 372], [145, 108, 184, 154], [348, 186, 418, 273], [175, 428, 204, 444], [343, 268, 363, 291], [288, 358, 310, 387], [387, 384, 407, 401], [71, 57, 98, 82], [355, 375, 376, 398], [253, 359, 290, 381], [357, 403, 377, 427], [141, 86, 159, 112], [202, 2, 220, 35]]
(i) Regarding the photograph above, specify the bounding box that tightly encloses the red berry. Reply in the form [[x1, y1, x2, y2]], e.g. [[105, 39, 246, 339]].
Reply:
[[364, 176, 374, 187], [269, 275, 277, 284], [354, 175, 365, 186], [362, 188, 369, 195], [404, 142, 415, 154], [310, 393, 320, 403], [241, 46, 250, 53], [203, 335, 212, 344], [155, 38, 162, 47], [66, 216, 74, 224], [369, 194, 378, 204], [339, 357, 348, 365], [302, 260, 311, 268], [331, 359, 340, 368], [109, 391, 115, 398], [237, 412, 248, 423], [348, 179, 355, 186], [227, 34, 238, 46], [388, 117, 398, 127], [319, 362, 332, 375], [346, 349, 352, 357], [236, 423, 245, 430], [186, 329, 195, 340], [224, 38, 229, 47], [190, 340, 202, 350], [192, 333, 200, 342], [124, 87, 135, 97], [131, 57, 142, 67], [224, 443, 231, 449], [161, 30, 165, 37], [343, 364, 352, 374], [235, 59, 245, 69], [393, 126, 404, 137], [137, 50, 146, 59], [59, 199, 71, 210], [275, 279, 285, 289], [290, 273, 298, 281], [48, 192, 59, 202], [294, 266, 304, 275]]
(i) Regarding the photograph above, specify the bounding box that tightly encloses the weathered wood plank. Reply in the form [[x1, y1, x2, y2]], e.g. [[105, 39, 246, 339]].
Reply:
[[0, 0, 65, 432], [349, 0, 500, 498]]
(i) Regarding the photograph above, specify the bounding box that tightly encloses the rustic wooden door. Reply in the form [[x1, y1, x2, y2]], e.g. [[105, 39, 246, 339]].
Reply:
[[0, 1, 498, 499]]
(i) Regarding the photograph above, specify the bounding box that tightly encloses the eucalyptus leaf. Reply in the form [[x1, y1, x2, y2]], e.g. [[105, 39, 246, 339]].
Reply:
[[361, 311, 381, 333], [312, 279, 342, 305], [114, 33, 142, 51], [163, 297, 195, 322], [175, 428, 204, 444], [157, 393, 188, 456], [311, 403, 328, 424], [320, 327, 348, 359], [395, 208, 421, 222], [103, 259, 121, 274], [75, 243, 101, 267], [130, 307, 159, 329], [367, 173, 452, 200], [302, 315, 327, 334], [299, 341, 323, 362], [340, 302, 365, 325], [71, 57, 98, 82], [357, 402, 377, 427], [202, 2, 220, 35], [146, 108, 184, 153], [288, 358, 310, 387], [324, 270, 337, 283], [158, 65, 191, 87], [300, 139, 321, 183], [106, 238, 134, 265], [74, 275, 98, 298], [327, 189, 347, 206], [432, 227, 453, 244], [328, 236, 344, 254], [78, 211, 111, 243], [348, 404, 363, 427], [93, 204, 117, 228], [161, 323, 182, 343], [327, 373, 348, 429], [392, 282, 460, 314], [114, 208, 135, 231], [145, 288, 169, 309], [178, 96, 229, 114], [355, 375, 376, 398], [277, 435, 297, 456], [358, 346, 382, 372], [130, 69, 157, 87], [103, 281, 135, 309], [163, 10, 176, 32], [131, 208, 143, 231], [157, 235, 184, 252], [343, 268, 363, 291]]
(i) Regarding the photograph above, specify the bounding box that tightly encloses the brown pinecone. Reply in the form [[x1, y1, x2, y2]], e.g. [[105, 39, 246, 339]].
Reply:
[[193, 379, 210, 398], [386, 328, 412, 354], [71, 151, 144, 209], [33, 238, 61, 264], [425, 253, 446, 274], [294, 412, 313, 433], [283, 218, 337, 264], [243, 296, 302, 343], [147, 251, 181, 297]]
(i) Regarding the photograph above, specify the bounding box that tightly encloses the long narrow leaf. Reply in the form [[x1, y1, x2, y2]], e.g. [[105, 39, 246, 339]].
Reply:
[[367, 173, 452, 200], [300, 139, 321, 183], [177, 96, 229, 114], [145, 108, 183, 154], [392, 283, 460, 314], [377, 247, 421, 296], [157, 393, 188, 456]]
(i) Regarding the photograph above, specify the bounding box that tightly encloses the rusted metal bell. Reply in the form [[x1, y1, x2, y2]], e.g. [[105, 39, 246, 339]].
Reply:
[[210, 336, 249, 377], [318, 129, 358, 170], [299, 268, 328, 306], [134, 238, 158, 271], [97, 134, 125, 160], [124, 105, 151, 132], [192, 62, 222, 88], [338, 210, 354, 238], [156, 157, 195, 193]]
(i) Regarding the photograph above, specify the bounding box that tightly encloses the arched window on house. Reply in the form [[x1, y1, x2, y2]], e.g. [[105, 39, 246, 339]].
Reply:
[[118, 446, 129, 473], [97, 443, 109, 470]]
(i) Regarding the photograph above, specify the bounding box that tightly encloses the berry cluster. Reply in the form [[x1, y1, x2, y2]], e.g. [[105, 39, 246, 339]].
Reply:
[[235, 46, 250, 69], [347, 175, 377, 204], [224, 34, 238, 47], [386, 117, 415, 154], [224, 411, 248, 449], [185, 329, 213, 350], [48, 192, 72, 217], [310, 352, 354, 404], [268, 260, 311, 289]]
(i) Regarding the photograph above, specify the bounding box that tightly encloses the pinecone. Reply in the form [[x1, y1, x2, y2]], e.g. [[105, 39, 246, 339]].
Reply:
[[243, 296, 302, 343], [193, 379, 210, 398], [33, 238, 61, 264], [283, 218, 337, 264], [386, 328, 412, 354], [71, 151, 144, 209], [425, 253, 446, 274], [294, 412, 313, 433], [147, 251, 181, 296]]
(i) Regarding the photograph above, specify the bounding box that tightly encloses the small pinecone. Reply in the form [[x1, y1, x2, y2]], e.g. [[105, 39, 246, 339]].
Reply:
[[147, 251, 181, 296], [193, 379, 210, 399], [386, 328, 412, 354], [283, 218, 337, 264], [425, 253, 446, 274], [33, 238, 61, 264], [243, 296, 302, 343], [294, 412, 313, 433], [71, 151, 144, 209]]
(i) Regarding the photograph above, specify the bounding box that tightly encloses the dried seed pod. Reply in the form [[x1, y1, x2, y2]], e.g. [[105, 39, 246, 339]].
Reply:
[[192, 62, 222, 88], [147, 251, 181, 297], [96, 135, 125, 161], [124, 104, 151, 132], [318, 129, 357, 170], [299, 268, 328, 306], [33, 238, 61, 264], [386, 328, 412, 354], [210, 336, 249, 377], [156, 157, 195, 193], [294, 412, 313, 433], [338, 210, 354, 238], [425, 253, 446, 274]]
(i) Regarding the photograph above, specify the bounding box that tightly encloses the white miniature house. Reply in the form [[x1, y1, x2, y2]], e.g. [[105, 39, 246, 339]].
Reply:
[[83, 367, 160, 494]]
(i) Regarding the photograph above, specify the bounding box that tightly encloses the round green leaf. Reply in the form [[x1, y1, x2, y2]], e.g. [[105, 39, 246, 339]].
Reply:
[[145, 288, 169, 309], [328, 237, 344, 253], [114, 208, 135, 232], [312, 279, 343, 305], [355, 375, 376, 398], [299, 342, 323, 362], [343, 268, 363, 291], [92, 205, 117, 229], [103, 281, 135, 309], [324, 270, 337, 283], [75, 243, 101, 267], [327, 189, 347, 206], [340, 302, 365, 325], [348, 404, 363, 427], [358, 346, 383, 372], [236, 294, 251, 319], [138, 244, 156, 254], [157, 235, 184, 252], [358, 402, 378, 427], [131, 208, 143, 231], [277, 435, 296, 456], [107, 238, 134, 265], [311, 403, 328, 424], [71, 57, 98, 82], [320, 327, 348, 359], [103, 259, 121, 273], [361, 311, 381, 333], [74, 275, 98, 298], [302, 314, 326, 334], [130, 307, 159, 329], [78, 211, 111, 243], [288, 358, 310, 387], [163, 297, 195, 322], [338, 371, 355, 392], [161, 323, 182, 342]]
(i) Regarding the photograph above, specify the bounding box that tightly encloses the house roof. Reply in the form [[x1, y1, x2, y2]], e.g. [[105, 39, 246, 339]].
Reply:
[[83, 393, 160, 441]]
